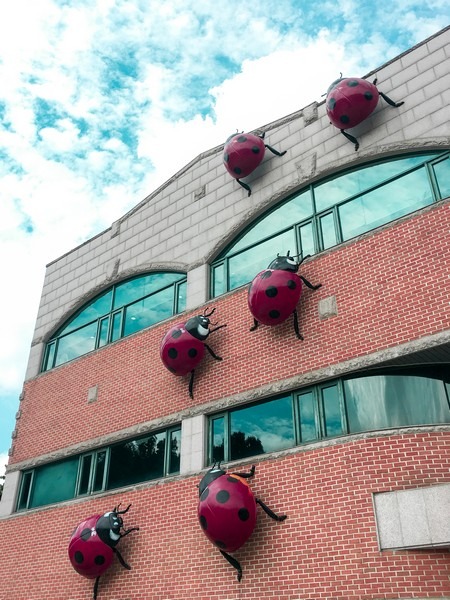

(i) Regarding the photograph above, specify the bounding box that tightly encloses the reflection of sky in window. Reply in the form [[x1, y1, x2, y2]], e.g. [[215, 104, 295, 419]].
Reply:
[[322, 386, 343, 436], [61, 291, 112, 334], [114, 272, 185, 310], [229, 229, 294, 289], [339, 168, 432, 240], [433, 157, 450, 198], [123, 286, 173, 336], [55, 322, 97, 365], [345, 375, 450, 433], [298, 391, 317, 442], [314, 154, 436, 212], [230, 190, 312, 254], [230, 396, 294, 453]]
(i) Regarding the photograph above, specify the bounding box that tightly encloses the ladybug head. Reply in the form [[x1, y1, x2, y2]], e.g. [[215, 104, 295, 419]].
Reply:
[[198, 463, 227, 497], [326, 73, 344, 95], [268, 251, 300, 272], [185, 307, 217, 341]]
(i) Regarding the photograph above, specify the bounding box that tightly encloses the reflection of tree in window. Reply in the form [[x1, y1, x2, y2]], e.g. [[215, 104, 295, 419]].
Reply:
[[108, 433, 165, 489], [230, 431, 264, 461]]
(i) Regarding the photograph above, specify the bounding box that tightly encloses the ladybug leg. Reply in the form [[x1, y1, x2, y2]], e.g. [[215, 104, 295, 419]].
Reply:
[[189, 369, 195, 399], [237, 179, 252, 196], [204, 344, 223, 361], [340, 129, 359, 151], [379, 91, 404, 108], [299, 276, 322, 291], [121, 526, 140, 537], [113, 547, 132, 570], [249, 318, 259, 332], [232, 464, 256, 478], [256, 497, 287, 522], [209, 323, 227, 334], [93, 576, 100, 600], [219, 549, 243, 582], [264, 144, 286, 157], [293, 309, 304, 341]]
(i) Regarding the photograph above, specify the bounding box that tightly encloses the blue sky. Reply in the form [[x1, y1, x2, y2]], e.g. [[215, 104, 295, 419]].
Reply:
[[0, 0, 449, 475]]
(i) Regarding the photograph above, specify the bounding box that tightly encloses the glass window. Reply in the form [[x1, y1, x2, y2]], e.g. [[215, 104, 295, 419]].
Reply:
[[168, 429, 181, 474], [29, 458, 79, 508], [211, 152, 448, 297], [321, 385, 344, 437], [43, 271, 187, 371], [229, 395, 295, 461], [211, 416, 225, 463], [297, 390, 318, 442], [17, 471, 33, 511]]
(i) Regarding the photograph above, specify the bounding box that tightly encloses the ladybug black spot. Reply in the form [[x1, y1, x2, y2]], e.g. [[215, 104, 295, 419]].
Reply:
[[364, 91, 373, 100], [340, 115, 350, 124], [215, 540, 227, 549], [224, 153, 229, 163], [347, 80, 359, 87], [74, 551, 84, 564], [168, 348, 178, 359], [188, 348, 198, 358], [200, 515, 207, 530], [260, 271, 272, 280], [287, 279, 297, 290], [328, 97, 336, 110], [95, 555, 105, 565], [234, 167, 242, 175], [265, 286, 278, 298], [171, 329, 182, 339], [216, 490, 230, 504], [269, 309, 280, 319], [237, 136, 247, 143], [251, 146, 260, 154], [201, 487, 210, 500], [238, 508, 250, 521], [80, 528, 92, 541]]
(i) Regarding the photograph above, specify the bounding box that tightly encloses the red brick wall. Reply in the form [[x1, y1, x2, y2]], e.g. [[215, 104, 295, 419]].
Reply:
[[12, 201, 450, 464], [1, 432, 449, 599]]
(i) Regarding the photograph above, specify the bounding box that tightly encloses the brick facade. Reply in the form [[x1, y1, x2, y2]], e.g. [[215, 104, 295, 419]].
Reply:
[[1, 27, 449, 600]]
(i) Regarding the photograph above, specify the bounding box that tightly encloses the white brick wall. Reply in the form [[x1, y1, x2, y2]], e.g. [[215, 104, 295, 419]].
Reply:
[[25, 27, 450, 381]]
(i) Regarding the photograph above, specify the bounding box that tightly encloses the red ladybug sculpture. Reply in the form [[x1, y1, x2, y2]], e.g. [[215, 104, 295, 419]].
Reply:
[[248, 252, 321, 339], [223, 131, 286, 196], [160, 307, 226, 398], [326, 76, 404, 150], [68, 504, 139, 600], [198, 464, 286, 581]]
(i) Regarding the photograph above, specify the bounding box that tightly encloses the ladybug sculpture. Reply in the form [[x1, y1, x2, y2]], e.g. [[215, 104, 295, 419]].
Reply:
[[248, 252, 321, 339], [326, 76, 404, 150], [160, 307, 227, 398], [223, 131, 286, 196], [198, 463, 287, 581], [68, 503, 139, 600]]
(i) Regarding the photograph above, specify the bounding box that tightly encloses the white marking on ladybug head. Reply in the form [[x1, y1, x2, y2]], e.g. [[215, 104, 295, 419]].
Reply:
[[197, 324, 209, 337], [110, 530, 121, 541]]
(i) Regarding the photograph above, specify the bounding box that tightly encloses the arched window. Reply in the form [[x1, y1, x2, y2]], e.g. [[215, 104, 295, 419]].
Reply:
[[42, 272, 187, 371], [211, 151, 450, 297]]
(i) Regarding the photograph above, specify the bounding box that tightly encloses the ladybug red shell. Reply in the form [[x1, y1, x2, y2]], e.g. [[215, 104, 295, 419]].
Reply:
[[248, 253, 321, 339], [160, 308, 226, 398], [326, 76, 404, 150], [223, 131, 286, 196], [197, 464, 286, 581], [69, 514, 114, 579]]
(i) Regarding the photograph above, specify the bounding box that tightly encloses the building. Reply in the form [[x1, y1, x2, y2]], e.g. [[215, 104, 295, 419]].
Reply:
[[1, 26, 449, 600]]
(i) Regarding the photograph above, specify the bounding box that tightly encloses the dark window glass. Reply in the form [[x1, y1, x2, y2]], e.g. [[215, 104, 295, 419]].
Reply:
[[17, 472, 33, 510], [298, 390, 318, 442], [344, 375, 450, 432], [29, 458, 78, 508], [230, 395, 294, 461], [433, 157, 450, 198], [321, 385, 344, 437], [107, 431, 166, 490], [78, 454, 93, 495], [93, 450, 107, 492], [211, 417, 225, 462], [43, 341, 56, 371], [169, 429, 181, 474]]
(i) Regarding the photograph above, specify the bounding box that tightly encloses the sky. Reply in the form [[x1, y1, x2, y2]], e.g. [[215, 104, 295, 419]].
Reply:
[[0, 0, 449, 479]]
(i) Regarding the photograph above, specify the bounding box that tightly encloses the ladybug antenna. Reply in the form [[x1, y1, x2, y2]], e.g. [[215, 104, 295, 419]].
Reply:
[[116, 503, 132, 515], [287, 250, 290, 256], [203, 307, 216, 318]]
